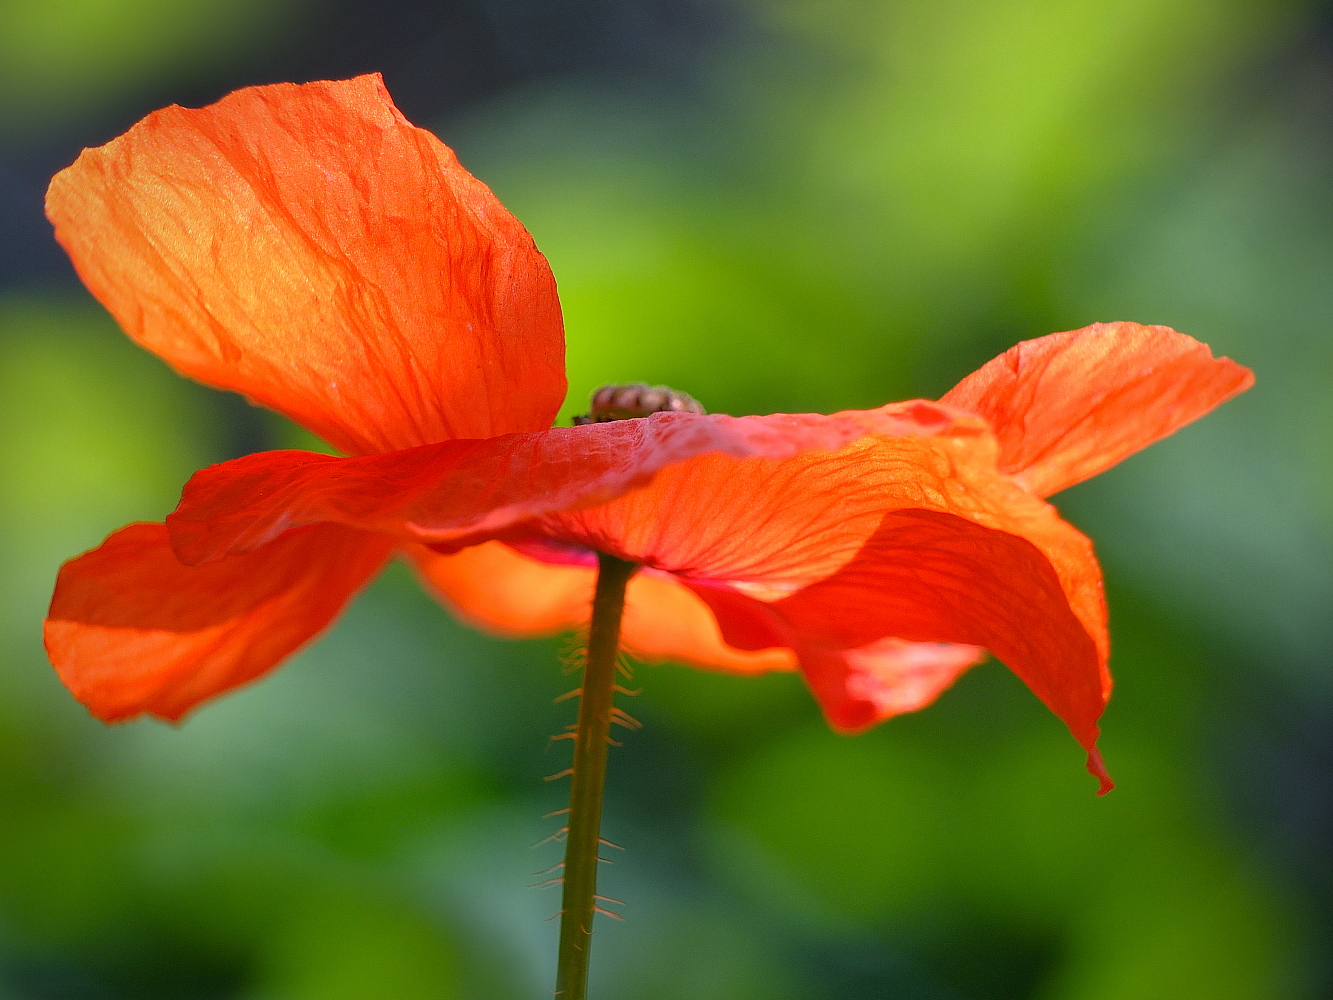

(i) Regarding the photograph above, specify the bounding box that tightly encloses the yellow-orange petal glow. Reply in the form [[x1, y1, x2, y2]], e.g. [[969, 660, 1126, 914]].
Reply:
[[46, 75, 565, 456], [408, 541, 795, 675], [624, 571, 796, 675], [407, 541, 592, 637], [45, 522, 392, 722], [942, 322, 1254, 497]]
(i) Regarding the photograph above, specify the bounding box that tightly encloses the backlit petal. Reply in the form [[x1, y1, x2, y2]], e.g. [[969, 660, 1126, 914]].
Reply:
[[738, 639, 985, 735], [407, 540, 592, 637], [408, 541, 795, 675], [685, 581, 1011, 735], [840, 638, 988, 718], [941, 322, 1254, 496], [44, 522, 392, 722], [536, 421, 1104, 624], [771, 509, 1107, 749], [167, 402, 983, 565], [46, 74, 565, 455], [624, 571, 797, 675]]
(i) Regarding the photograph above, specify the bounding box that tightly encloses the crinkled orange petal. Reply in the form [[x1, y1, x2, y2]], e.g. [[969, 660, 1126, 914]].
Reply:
[[44, 522, 392, 722], [46, 74, 565, 455], [166, 402, 984, 565], [941, 322, 1254, 497], [407, 541, 795, 675]]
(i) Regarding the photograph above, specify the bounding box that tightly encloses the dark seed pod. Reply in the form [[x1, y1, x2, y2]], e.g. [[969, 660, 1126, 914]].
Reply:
[[573, 383, 706, 424]]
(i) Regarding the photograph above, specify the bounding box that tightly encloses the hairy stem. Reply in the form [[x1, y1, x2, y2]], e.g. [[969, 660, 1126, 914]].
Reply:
[[555, 552, 637, 999]]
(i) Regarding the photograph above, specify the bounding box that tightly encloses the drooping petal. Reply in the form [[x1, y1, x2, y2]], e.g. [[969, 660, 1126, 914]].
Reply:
[[46, 74, 565, 456], [683, 581, 998, 732], [770, 509, 1107, 750], [166, 402, 985, 565], [941, 322, 1254, 497], [408, 541, 795, 675], [44, 522, 393, 722]]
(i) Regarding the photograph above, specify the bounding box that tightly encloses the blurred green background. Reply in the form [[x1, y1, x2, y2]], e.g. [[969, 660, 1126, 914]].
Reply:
[[1, 0, 1330, 997]]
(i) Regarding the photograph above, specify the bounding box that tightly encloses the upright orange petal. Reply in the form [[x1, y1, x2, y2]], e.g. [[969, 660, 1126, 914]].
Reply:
[[45, 522, 392, 722], [942, 323, 1254, 497], [46, 75, 565, 456]]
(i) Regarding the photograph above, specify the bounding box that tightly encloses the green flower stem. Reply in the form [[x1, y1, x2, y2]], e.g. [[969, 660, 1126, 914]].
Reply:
[[555, 552, 637, 999]]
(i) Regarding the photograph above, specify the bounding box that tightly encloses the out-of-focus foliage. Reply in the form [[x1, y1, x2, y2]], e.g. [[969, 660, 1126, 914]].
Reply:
[[0, 0, 304, 136], [1, 0, 1329, 997]]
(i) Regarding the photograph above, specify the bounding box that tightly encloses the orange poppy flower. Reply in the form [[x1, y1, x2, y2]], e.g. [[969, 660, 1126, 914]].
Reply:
[[43, 75, 1252, 791]]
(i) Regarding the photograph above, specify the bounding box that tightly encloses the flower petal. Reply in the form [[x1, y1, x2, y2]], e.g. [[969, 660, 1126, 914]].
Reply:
[[624, 570, 797, 675], [408, 540, 795, 674], [44, 522, 392, 722], [684, 582, 997, 732], [407, 540, 592, 637], [770, 509, 1107, 749], [166, 402, 984, 565], [535, 418, 1104, 616], [46, 74, 565, 455], [941, 322, 1254, 496], [840, 638, 989, 718]]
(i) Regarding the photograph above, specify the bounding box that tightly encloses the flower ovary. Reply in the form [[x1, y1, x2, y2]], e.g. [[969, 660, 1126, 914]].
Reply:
[[573, 383, 705, 424]]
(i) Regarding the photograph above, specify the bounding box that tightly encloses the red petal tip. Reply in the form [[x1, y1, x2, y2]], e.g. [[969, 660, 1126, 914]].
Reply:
[[1086, 746, 1115, 795]]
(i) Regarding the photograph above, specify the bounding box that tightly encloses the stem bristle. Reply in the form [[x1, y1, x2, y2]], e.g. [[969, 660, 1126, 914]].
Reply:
[[532, 827, 569, 848]]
